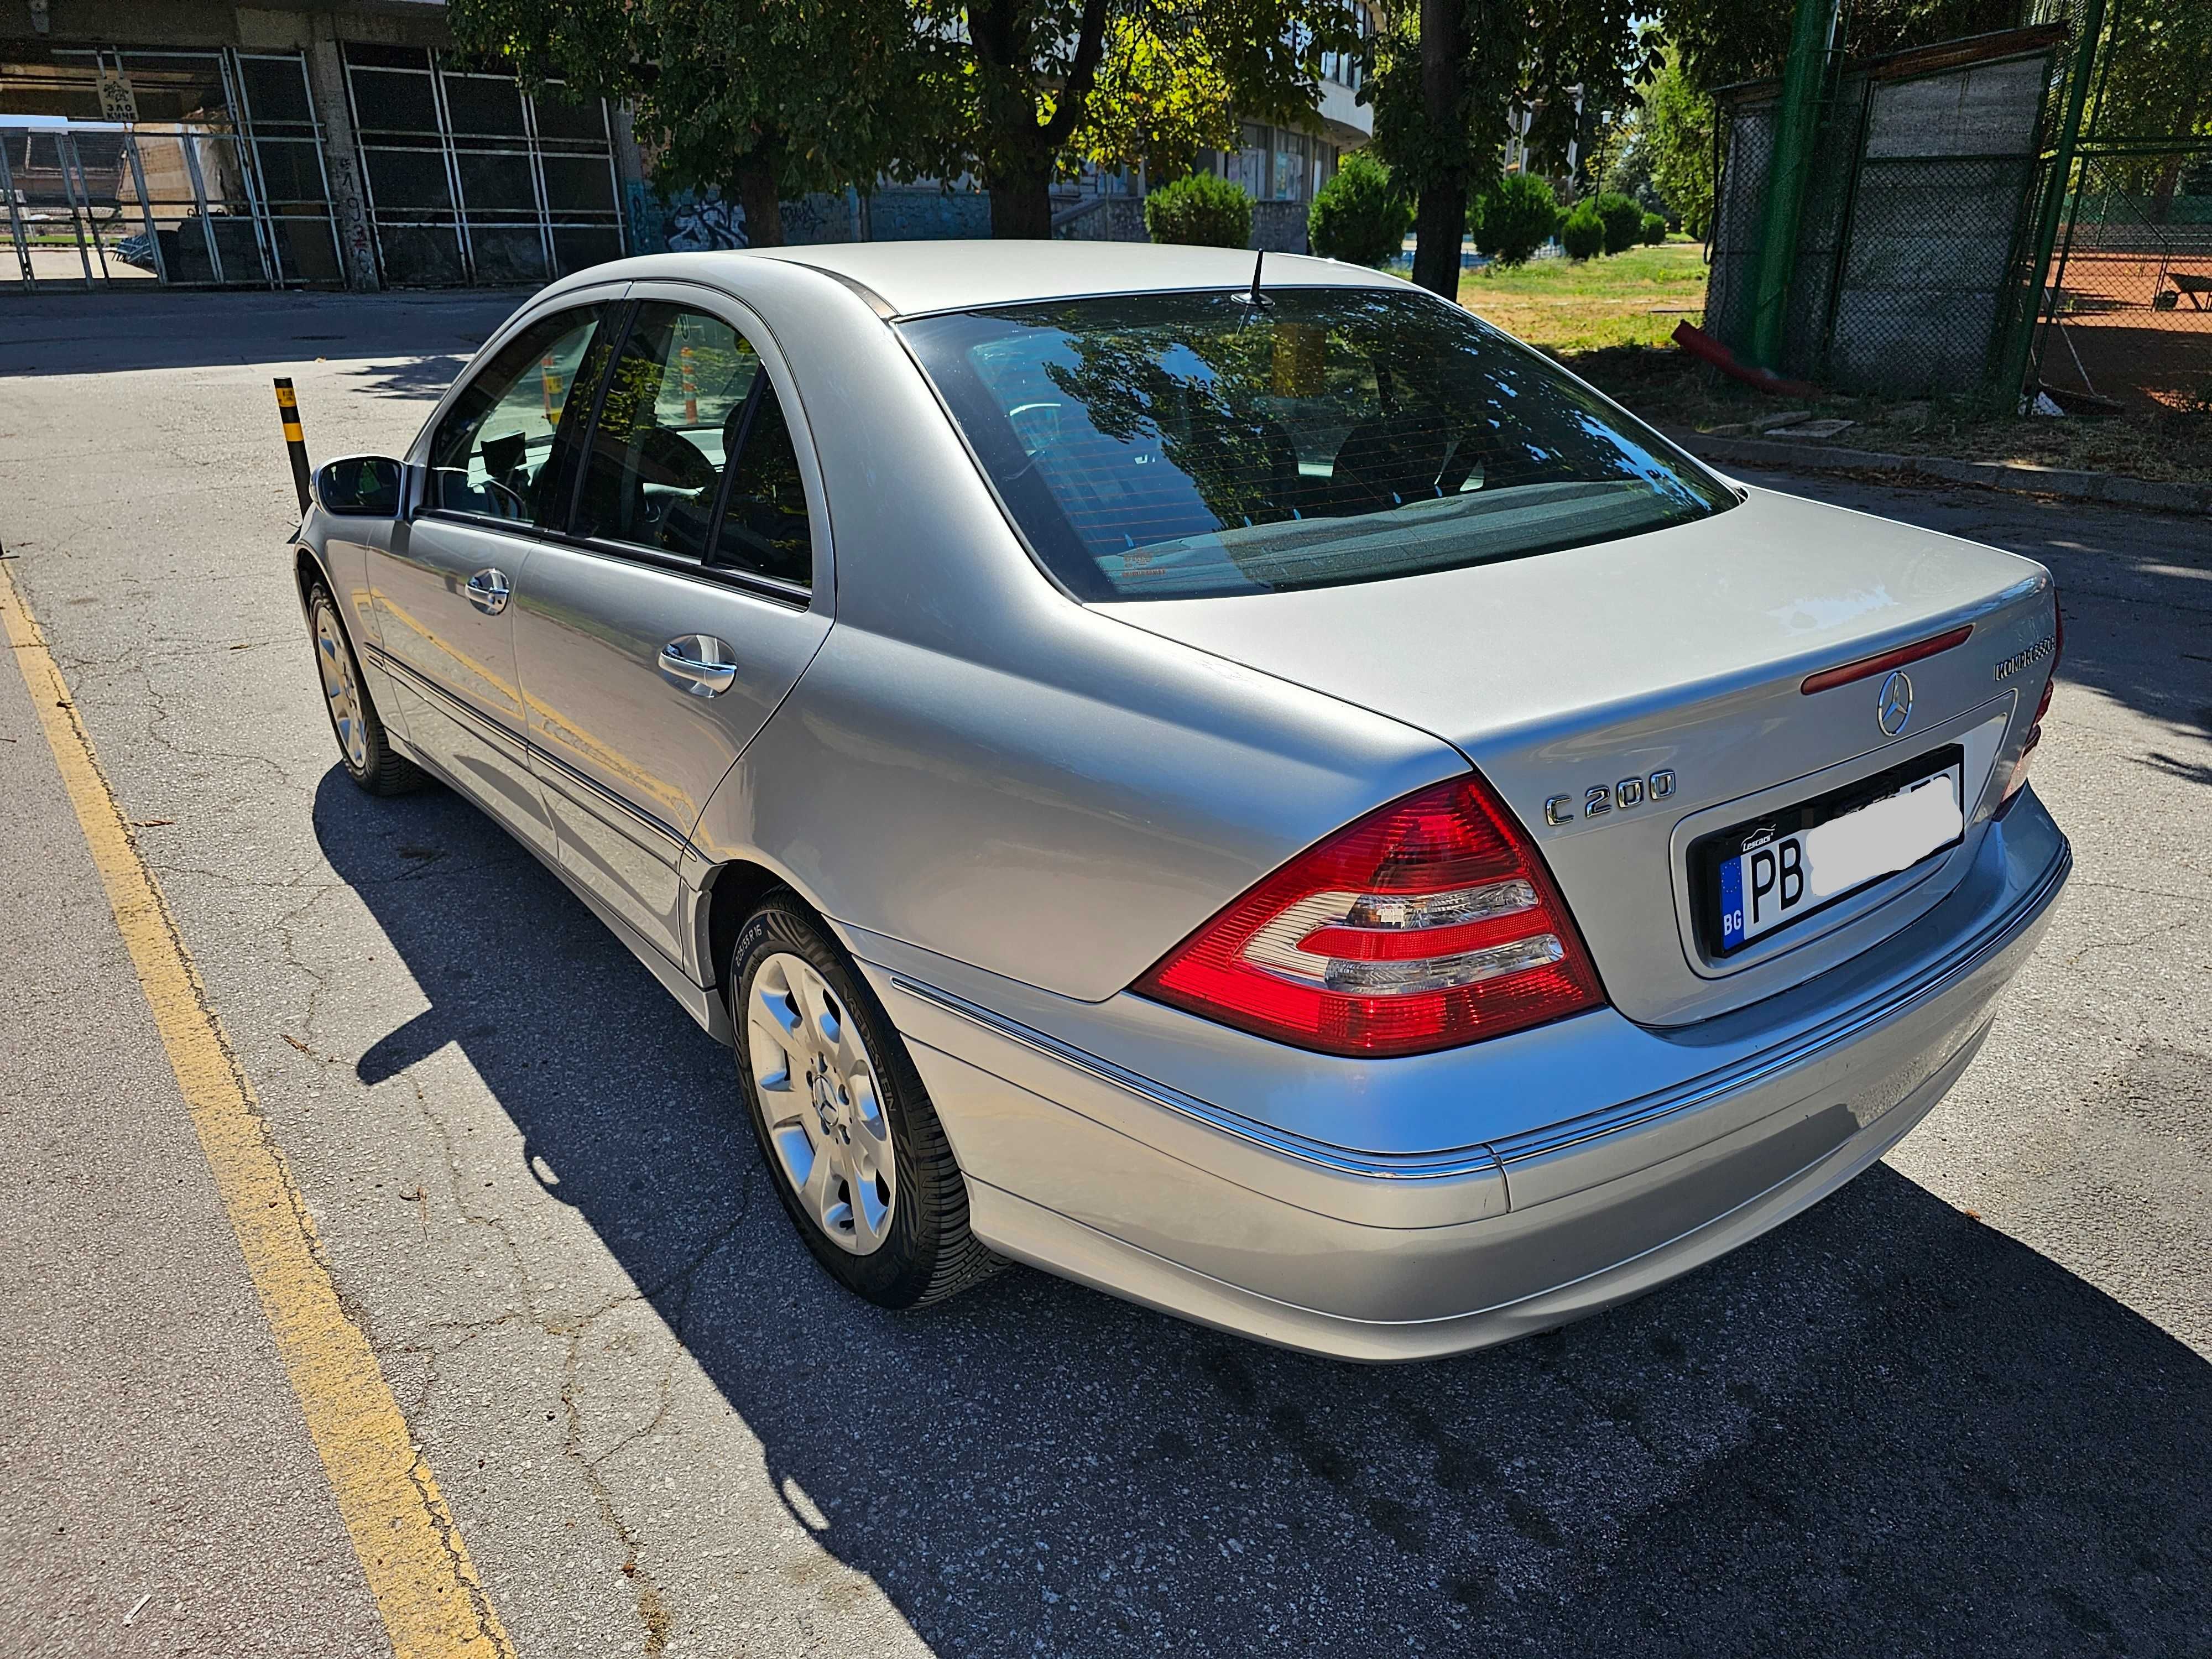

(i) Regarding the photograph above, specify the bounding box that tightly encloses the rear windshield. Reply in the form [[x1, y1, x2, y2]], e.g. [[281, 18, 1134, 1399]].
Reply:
[[900, 286, 1733, 601]]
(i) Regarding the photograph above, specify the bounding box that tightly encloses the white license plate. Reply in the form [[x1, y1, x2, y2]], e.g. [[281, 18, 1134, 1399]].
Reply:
[[1717, 760, 1964, 951]]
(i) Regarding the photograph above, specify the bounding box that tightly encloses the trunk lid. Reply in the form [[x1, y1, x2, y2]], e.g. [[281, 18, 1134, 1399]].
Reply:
[[1097, 486, 2056, 1025]]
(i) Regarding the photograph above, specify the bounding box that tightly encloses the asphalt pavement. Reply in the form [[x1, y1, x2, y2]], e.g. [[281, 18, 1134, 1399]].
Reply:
[[1, 289, 2206, 1659]]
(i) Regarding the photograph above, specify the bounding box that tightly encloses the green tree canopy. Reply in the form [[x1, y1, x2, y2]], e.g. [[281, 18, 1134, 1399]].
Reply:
[[1364, 0, 1653, 299], [2083, 2, 2212, 213], [1655, 0, 2021, 92], [914, 0, 1358, 237], [456, 0, 1356, 243], [448, 0, 927, 247], [1640, 47, 1714, 238]]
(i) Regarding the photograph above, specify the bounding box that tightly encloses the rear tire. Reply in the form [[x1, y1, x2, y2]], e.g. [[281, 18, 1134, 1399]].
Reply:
[[306, 580, 423, 797], [731, 894, 1000, 1309]]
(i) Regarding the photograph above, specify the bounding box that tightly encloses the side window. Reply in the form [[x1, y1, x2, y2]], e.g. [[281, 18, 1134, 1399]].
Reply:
[[713, 378, 815, 589], [429, 306, 604, 524], [574, 304, 760, 560]]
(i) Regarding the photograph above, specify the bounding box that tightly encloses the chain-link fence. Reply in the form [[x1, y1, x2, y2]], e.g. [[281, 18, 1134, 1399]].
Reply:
[[1702, 102, 1772, 352], [2037, 153, 2212, 411], [2022, 0, 2212, 413], [1706, 27, 2064, 398]]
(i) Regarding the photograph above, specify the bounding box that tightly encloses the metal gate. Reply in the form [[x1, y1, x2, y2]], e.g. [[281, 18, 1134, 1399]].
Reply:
[[1, 49, 342, 293]]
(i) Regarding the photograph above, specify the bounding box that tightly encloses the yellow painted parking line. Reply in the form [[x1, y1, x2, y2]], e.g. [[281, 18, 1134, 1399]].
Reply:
[[0, 561, 516, 1659]]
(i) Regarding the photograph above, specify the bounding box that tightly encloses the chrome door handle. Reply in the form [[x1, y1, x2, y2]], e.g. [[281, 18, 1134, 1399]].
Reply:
[[658, 635, 738, 697], [464, 567, 510, 615]]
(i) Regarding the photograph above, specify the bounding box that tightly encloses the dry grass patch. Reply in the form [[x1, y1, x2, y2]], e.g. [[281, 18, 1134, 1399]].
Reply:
[[1569, 345, 2212, 487]]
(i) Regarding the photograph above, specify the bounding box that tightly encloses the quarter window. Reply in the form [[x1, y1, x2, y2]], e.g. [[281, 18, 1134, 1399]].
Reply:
[[572, 301, 814, 588], [428, 305, 604, 523]]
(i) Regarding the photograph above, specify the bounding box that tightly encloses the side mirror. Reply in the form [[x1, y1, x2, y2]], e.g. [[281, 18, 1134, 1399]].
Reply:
[[313, 455, 403, 518]]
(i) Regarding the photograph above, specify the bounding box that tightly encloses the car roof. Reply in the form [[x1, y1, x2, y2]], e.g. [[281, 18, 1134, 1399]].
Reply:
[[583, 239, 1407, 319]]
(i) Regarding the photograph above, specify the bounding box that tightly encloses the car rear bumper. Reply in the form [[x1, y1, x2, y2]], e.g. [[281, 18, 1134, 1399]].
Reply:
[[864, 790, 2069, 1361]]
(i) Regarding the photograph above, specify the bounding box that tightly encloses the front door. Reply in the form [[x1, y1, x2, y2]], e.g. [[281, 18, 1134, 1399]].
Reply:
[[513, 291, 833, 972], [373, 297, 614, 856]]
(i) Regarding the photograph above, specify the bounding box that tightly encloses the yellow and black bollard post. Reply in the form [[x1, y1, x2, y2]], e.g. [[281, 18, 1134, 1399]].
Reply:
[[273, 376, 312, 517]]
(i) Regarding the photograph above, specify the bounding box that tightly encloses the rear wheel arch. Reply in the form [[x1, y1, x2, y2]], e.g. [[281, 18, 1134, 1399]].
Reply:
[[703, 858, 807, 1002]]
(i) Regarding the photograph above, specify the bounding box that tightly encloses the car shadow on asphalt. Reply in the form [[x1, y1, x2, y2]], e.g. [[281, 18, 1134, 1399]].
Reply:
[[316, 769, 2212, 1658]]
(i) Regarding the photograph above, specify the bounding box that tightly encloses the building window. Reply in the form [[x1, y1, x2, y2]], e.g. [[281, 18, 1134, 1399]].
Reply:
[[1323, 3, 1371, 89], [342, 42, 623, 288], [6, 48, 341, 289], [1234, 122, 1269, 201]]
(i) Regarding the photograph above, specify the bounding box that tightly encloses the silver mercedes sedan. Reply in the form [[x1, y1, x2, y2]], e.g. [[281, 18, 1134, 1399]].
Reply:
[[296, 242, 2068, 1360]]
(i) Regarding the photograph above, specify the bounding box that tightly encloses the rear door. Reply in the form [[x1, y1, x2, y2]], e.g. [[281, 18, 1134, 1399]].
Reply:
[[375, 293, 619, 856], [512, 284, 833, 973]]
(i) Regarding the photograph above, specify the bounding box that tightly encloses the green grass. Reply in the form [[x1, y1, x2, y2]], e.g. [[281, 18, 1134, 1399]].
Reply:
[[1459, 241, 1709, 354]]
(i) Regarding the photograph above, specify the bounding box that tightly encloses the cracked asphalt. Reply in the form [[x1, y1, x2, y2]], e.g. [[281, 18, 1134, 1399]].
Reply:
[[1, 290, 2208, 1659]]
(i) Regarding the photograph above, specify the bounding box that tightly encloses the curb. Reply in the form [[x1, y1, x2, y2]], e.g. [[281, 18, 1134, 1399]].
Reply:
[[1667, 430, 2212, 517]]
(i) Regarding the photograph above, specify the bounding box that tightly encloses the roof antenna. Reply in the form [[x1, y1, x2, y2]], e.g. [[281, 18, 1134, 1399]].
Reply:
[[1248, 248, 1266, 307]]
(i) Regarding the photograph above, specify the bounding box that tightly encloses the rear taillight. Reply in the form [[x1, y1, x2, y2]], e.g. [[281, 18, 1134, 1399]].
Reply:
[[2034, 596, 2063, 723], [1134, 772, 1606, 1057], [2000, 592, 2062, 811]]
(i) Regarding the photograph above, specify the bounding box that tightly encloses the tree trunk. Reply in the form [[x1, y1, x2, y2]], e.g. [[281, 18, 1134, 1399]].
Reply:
[[1412, 0, 1468, 300], [732, 148, 784, 248], [1412, 178, 1467, 299], [988, 149, 1056, 239], [2148, 96, 2198, 223], [972, 0, 1108, 239]]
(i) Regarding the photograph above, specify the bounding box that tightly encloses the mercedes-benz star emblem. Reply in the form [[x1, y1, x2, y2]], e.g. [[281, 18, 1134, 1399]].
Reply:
[[1877, 669, 1914, 737]]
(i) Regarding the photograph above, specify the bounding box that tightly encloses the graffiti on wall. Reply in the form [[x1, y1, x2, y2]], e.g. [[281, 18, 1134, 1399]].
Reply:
[[624, 182, 867, 253], [666, 190, 748, 252]]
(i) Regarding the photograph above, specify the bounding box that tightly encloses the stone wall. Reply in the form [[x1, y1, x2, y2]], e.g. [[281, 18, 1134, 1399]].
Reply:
[[1053, 197, 1148, 242], [1251, 200, 1310, 254], [1050, 195, 1310, 253], [867, 189, 993, 242]]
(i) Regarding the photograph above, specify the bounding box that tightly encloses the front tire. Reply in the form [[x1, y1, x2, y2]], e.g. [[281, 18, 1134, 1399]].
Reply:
[[306, 580, 422, 797], [731, 894, 999, 1309]]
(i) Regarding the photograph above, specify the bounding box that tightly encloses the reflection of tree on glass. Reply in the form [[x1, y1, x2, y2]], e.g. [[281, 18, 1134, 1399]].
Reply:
[[427, 304, 607, 523], [565, 302, 814, 587], [578, 304, 758, 555], [906, 288, 1731, 599]]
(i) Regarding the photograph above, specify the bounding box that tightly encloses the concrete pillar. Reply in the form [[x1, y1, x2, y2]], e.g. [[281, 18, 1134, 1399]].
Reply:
[[301, 16, 378, 290]]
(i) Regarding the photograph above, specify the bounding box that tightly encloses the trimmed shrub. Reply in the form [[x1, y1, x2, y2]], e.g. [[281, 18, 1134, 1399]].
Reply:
[[1468, 173, 1559, 267], [1593, 191, 1643, 255], [1145, 172, 1253, 249], [1307, 150, 1411, 267], [1640, 210, 1668, 245], [1559, 202, 1605, 260]]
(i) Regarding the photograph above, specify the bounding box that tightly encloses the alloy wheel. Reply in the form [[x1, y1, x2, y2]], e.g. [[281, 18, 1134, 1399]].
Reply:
[[312, 597, 369, 771], [746, 951, 897, 1255]]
